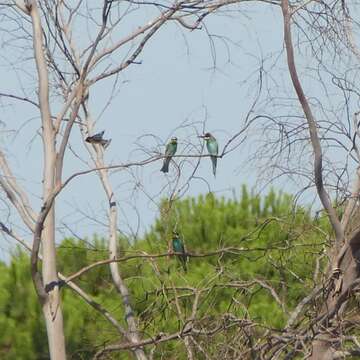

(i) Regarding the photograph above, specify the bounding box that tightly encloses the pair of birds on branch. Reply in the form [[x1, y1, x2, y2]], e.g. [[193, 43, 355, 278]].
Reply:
[[85, 130, 219, 176], [161, 133, 219, 176]]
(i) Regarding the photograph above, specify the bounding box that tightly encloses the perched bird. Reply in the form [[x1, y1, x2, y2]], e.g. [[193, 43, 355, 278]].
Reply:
[[86, 131, 104, 143], [199, 132, 219, 176], [85, 131, 111, 149], [172, 231, 187, 272], [160, 137, 178, 173]]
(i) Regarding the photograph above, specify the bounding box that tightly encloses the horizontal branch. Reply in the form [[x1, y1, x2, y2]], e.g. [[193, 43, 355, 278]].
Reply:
[[31, 152, 228, 217], [0, 92, 39, 108], [64, 242, 324, 283]]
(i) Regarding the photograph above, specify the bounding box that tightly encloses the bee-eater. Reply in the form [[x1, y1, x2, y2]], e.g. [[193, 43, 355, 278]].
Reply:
[[160, 137, 178, 173], [199, 132, 219, 176], [86, 130, 111, 149], [172, 231, 187, 272]]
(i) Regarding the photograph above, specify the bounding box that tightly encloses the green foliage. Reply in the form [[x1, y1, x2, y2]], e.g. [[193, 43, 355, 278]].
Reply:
[[0, 252, 47, 360], [0, 187, 327, 359]]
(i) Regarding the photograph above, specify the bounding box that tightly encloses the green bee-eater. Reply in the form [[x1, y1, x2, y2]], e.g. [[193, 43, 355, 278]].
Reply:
[[172, 231, 187, 272], [161, 137, 178, 173], [199, 132, 219, 176]]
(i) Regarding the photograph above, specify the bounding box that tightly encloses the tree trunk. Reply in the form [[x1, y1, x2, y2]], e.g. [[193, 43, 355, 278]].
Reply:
[[41, 207, 67, 360], [27, 0, 67, 358]]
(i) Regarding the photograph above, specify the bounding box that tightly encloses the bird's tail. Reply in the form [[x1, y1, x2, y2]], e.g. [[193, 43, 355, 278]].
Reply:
[[160, 158, 170, 173], [102, 139, 112, 149], [181, 256, 187, 272], [211, 156, 217, 177]]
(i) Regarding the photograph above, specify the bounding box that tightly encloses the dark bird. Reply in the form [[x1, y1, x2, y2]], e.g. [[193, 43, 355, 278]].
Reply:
[[199, 132, 219, 176], [172, 231, 187, 272], [86, 131, 104, 143], [86, 131, 111, 149], [160, 137, 178, 173]]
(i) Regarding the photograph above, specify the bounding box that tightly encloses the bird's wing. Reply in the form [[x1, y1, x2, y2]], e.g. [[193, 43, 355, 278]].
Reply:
[[207, 140, 218, 155], [180, 242, 185, 253], [165, 143, 171, 156], [214, 141, 219, 155], [165, 143, 176, 156], [88, 131, 105, 141]]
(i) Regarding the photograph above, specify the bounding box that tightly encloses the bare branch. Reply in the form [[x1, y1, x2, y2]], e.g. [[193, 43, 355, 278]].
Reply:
[[281, 0, 344, 250], [0, 92, 39, 108]]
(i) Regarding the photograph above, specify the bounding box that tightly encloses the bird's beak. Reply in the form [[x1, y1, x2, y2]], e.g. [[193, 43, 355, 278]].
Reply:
[[198, 135, 205, 138]]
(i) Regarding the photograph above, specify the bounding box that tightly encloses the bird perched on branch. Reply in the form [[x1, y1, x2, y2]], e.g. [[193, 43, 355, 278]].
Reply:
[[85, 130, 111, 149], [160, 137, 178, 173], [199, 132, 218, 176], [172, 231, 187, 272]]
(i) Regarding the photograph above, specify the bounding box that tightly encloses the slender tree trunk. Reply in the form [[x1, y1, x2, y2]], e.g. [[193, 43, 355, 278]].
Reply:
[[95, 150, 148, 360], [82, 110, 147, 359], [41, 207, 66, 360], [27, 0, 67, 358]]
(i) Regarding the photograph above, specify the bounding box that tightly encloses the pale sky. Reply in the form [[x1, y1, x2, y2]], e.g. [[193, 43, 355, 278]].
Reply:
[[0, 2, 354, 259]]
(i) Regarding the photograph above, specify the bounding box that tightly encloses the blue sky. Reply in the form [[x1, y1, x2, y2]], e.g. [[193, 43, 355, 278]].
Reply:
[[1, 2, 349, 259]]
